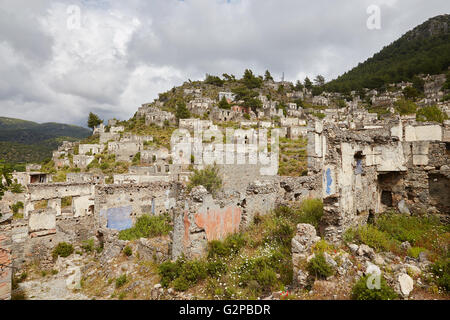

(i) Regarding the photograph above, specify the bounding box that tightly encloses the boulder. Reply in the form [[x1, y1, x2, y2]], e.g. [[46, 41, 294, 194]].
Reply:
[[398, 273, 414, 297], [398, 200, 411, 215], [357, 244, 375, 259], [65, 266, 82, 290]]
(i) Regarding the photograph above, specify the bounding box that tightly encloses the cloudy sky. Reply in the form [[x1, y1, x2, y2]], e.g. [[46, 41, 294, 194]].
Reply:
[[0, 0, 448, 127]]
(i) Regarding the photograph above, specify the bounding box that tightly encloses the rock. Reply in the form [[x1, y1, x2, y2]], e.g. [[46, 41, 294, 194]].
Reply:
[[65, 266, 82, 290], [154, 283, 162, 289], [398, 200, 411, 215], [418, 251, 428, 263], [373, 254, 385, 266], [398, 273, 414, 297], [400, 241, 411, 251], [190, 185, 209, 202], [405, 264, 421, 277], [296, 269, 309, 288], [291, 224, 321, 254], [357, 244, 375, 259], [323, 252, 337, 268], [348, 244, 359, 254]]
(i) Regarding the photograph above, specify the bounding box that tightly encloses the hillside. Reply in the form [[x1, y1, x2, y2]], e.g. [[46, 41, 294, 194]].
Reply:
[[325, 14, 450, 92], [0, 117, 91, 164]]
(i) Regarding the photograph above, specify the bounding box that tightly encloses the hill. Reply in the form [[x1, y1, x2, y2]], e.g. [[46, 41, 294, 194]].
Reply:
[[0, 117, 91, 164], [325, 14, 450, 93]]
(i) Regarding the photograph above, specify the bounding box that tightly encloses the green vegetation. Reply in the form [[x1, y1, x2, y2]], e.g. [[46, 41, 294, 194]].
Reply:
[[306, 253, 335, 279], [430, 258, 449, 292], [115, 274, 127, 288], [325, 15, 450, 92], [394, 99, 417, 115], [175, 101, 191, 121], [278, 137, 308, 177], [416, 105, 448, 123], [344, 212, 449, 259], [81, 238, 95, 253], [156, 200, 322, 298], [0, 160, 12, 201], [0, 117, 90, 164], [118, 214, 172, 241], [11, 201, 24, 219], [123, 246, 133, 257], [87, 112, 103, 130], [351, 275, 398, 300], [187, 165, 222, 195], [52, 242, 74, 259]]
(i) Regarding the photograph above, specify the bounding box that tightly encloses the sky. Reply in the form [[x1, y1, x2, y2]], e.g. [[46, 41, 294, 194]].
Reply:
[[0, 0, 448, 127]]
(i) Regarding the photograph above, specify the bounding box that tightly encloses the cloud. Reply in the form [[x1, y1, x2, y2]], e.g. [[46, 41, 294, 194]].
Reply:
[[0, 0, 448, 126]]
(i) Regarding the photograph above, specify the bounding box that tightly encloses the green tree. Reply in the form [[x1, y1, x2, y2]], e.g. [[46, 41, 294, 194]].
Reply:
[[218, 96, 230, 110], [304, 77, 313, 89], [314, 75, 325, 86], [294, 80, 304, 91], [175, 101, 191, 121], [187, 165, 222, 195], [205, 74, 224, 86], [416, 105, 448, 123], [403, 86, 420, 101], [242, 69, 263, 89], [87, 112, 102, 130], [264, 70, 273, 81]]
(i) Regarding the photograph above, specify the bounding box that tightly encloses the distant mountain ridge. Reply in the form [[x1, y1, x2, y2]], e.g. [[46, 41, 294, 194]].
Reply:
[[325, 14, 450, 92], [0, 117, 91, 164]]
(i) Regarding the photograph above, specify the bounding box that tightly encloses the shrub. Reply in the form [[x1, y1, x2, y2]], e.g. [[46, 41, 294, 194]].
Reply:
[[10, 183, 24, 193], [115, 274, 127, 288], [351, 275, 398, 300], [430, 259, 449, 292], [52, 242, 74, 259], [11, 201, 24, 217], [345, 225, 395, 252], [298, 199, 323, 228], [81, 239, 94, 253], [207, 233, 246, 258], [416, 105, 448, 123], [206, 260, 227, 277], [375, 213, 444, 245], [118, 214, 172, 240], [123, 246, 132, 257], [158, 257, 207, 291], [187, 165, 222, 195], [394, 99, 417, 115], [407, 247, 426, 259], [306, 253, 334, 279]]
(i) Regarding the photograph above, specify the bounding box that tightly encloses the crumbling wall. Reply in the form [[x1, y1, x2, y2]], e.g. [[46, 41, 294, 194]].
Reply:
[[95, 182, 181, 231], [0, 214, 12, 300]]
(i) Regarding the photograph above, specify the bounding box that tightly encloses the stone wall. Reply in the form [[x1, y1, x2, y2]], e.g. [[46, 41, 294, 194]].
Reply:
[[0, 214, 12, 300], [95, 182, 181, 231]]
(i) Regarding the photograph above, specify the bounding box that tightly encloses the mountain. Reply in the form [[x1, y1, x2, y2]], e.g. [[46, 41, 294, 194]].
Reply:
[[325, 14, 450, 93], [0, 117, 91, 164]]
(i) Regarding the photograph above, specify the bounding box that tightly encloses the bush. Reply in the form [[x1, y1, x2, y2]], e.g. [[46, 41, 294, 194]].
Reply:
[[123, 246, 132, 257], [375, 213, 444, 245], [187, 165, 222, 195], [207, 233, 246, 258], [344, 225, 395, 252], [81, 239, 94, 253], [115, 274, 127, 288], [298, 199, 323, 228], [430, 259, 450, 292], [351, 275, 398, 300], [407, 247, 426, 259], [394, 99, 417, 115], [52, 242, 74, 259], [158, 257, 208, 291], [118, 214, 172, 240], [306, 253, 334, 279], [416, 105, 448, 123], [206, 260, 228, 277]]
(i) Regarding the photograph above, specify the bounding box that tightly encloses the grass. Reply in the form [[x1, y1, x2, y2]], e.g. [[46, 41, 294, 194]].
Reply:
[[118, 214, 172, 241], [343, 212, 449, 260], [278, 137, 307, 177]]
